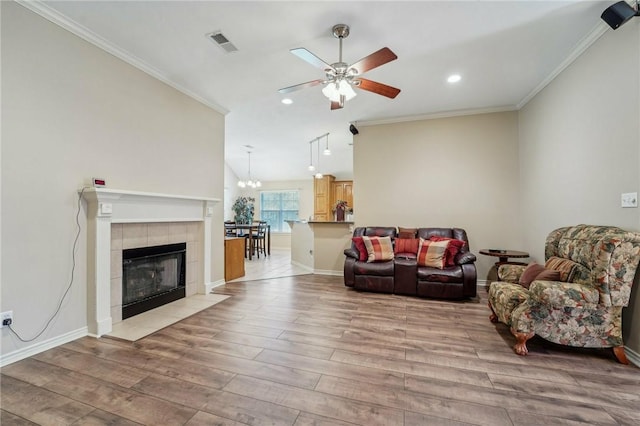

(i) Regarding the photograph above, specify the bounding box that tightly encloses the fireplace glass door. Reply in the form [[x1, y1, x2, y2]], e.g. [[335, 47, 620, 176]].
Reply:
[[122, 243, 186, 319]]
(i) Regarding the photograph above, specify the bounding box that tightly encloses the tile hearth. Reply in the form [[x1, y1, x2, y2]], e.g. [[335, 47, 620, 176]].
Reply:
[[106, 293, 229, 341]]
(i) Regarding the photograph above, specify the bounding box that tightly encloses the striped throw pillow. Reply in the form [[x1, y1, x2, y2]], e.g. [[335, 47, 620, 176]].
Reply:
[[417, 238, 449, 269], [545, 256, 582, 282], [362, 236, 394, 262]]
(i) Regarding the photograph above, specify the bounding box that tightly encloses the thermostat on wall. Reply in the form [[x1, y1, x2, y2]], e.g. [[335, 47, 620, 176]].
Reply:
[[92, 178, 106, 187]]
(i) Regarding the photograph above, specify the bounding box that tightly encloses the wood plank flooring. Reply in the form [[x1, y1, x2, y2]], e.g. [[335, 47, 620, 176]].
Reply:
[[2, 274, 640, 425]]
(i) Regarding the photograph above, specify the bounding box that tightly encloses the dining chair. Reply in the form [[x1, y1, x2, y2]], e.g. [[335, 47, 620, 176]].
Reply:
[[248, 221, 268, 258], [224, 221, 238, 237]]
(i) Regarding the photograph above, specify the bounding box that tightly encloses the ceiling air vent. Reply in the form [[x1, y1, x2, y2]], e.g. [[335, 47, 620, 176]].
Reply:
[[206, 31, 238, 53]]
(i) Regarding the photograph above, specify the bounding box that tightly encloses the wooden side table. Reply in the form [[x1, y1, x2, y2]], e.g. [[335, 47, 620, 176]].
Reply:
[[479, 249, 530, 266]]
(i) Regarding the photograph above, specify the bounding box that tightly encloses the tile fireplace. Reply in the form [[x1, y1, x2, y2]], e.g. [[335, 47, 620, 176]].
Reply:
[[82, 188, 219, 336]]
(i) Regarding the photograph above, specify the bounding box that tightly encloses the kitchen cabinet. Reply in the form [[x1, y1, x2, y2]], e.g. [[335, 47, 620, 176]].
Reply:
[[313, 175, 334, 221]]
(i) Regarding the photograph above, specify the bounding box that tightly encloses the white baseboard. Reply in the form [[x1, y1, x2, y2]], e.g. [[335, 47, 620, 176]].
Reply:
[[291, 261, 314, 273], [206, 279, 226, 292], [1, 326, 88, 367], [624, 345, 640, 368], [313, 269, 343, 276], [477, 279, 488, 288]]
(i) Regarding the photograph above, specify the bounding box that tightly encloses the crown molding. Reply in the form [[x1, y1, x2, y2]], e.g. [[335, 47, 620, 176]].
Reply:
[[356, 105, 517, 127], [517, 21, 609, 109], [16, 0, 229, 115]]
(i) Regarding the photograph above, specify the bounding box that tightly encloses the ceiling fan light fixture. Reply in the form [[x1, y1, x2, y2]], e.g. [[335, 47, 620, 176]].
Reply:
[[322, 82, 341, 102], [338, 80, 357, 100], [447, 74, 461, 83]]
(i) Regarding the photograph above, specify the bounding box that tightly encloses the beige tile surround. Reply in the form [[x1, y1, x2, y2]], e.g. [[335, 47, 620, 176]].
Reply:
[[110, 221, 203, 324]]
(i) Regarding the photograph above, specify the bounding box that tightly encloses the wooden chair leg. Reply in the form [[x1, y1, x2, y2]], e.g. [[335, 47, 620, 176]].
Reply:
[[613, 346, 629, 364], [511, 329, 534, 356]]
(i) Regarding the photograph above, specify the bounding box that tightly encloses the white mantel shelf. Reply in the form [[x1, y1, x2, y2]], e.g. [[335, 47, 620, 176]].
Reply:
[[82, 187, 220, 203], [81, 187, 220, 337], [81, 187, 220, 223]]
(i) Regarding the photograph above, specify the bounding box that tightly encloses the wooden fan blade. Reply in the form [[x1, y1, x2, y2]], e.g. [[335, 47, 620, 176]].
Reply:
[[278, 79, 324, 94], [330, 96, 345, 110], [355, 78, 401, 99], [290, 48, 333, 71], [349, 47, 397, 75]]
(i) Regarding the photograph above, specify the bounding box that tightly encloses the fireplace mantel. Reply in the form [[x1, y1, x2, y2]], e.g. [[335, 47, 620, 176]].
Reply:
[[82, 188, 220, 336]]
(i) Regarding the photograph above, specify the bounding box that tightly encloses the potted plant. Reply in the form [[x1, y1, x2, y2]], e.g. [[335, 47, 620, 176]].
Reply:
[[232, 196, 255, 224]]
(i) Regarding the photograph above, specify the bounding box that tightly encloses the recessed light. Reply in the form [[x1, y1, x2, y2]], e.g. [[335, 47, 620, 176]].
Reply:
[[447, 74, 461, 83], [281, 98, 293, 105]]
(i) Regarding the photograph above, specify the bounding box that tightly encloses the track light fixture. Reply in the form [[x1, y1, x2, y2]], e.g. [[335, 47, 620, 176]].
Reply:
[[307, 133, 330, 177], [601, 1, 639, 30]]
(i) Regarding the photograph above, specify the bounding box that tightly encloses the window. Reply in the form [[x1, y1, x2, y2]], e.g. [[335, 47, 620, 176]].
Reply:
[[260, 191, 299, 233]]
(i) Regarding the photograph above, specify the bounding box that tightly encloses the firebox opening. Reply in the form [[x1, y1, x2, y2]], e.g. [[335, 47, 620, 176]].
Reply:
[[122, 242, 186, 320]]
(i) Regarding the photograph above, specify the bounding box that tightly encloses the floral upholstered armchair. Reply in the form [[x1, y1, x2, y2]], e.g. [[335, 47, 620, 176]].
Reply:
[[488, 224, 640, 363]]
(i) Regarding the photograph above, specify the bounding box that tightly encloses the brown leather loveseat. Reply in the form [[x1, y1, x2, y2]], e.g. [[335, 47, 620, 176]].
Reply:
[[343, 226, 477, 299]]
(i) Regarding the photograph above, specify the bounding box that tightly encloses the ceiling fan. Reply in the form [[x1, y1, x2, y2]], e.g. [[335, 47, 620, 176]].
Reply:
[[278, 24, 401, 110]]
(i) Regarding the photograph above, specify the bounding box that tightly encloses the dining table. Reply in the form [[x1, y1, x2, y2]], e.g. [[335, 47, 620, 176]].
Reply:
[[233, 223, 271, 260]]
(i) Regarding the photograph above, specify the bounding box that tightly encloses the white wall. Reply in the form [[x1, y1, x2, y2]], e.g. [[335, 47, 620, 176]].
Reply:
[[224, 162, 240, 221], [1, 2, 225, 359], [518, 21, 640, 356], [355, 112, 521, 281]]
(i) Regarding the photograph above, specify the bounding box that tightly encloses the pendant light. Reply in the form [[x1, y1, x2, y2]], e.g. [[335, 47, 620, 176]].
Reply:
[[308, 139, 315, 172], [323, 133, 331, 156], [237, 151, 261, 188], [315, 138, 323, 179]]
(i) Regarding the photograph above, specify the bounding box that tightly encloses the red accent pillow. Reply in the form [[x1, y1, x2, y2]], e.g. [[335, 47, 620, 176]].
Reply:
[[429, 236, 466, 266], [352, 237, 368, 261], [394, 238, 419, 255]]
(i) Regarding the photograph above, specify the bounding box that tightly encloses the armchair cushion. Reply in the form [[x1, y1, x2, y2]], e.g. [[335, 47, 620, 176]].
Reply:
[[528, 280, 600, 309], [362, 236, 394, 262]]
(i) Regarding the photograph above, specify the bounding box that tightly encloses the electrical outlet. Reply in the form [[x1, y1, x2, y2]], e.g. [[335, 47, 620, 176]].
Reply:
[[1, 311, 13, 329], [621, 192, 638, 208]]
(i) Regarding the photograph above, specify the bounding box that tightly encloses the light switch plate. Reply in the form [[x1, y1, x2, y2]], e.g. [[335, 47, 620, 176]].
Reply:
[[100, 203, 113, 214], [621, 192, 638, 208]]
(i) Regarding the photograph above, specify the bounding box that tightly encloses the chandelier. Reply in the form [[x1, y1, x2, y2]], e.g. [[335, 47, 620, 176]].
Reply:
[[237, 151, 261, 188]]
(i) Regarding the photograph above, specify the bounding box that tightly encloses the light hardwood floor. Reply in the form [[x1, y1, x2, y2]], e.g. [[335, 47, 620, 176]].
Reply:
[[2, 274, 640, 425]]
